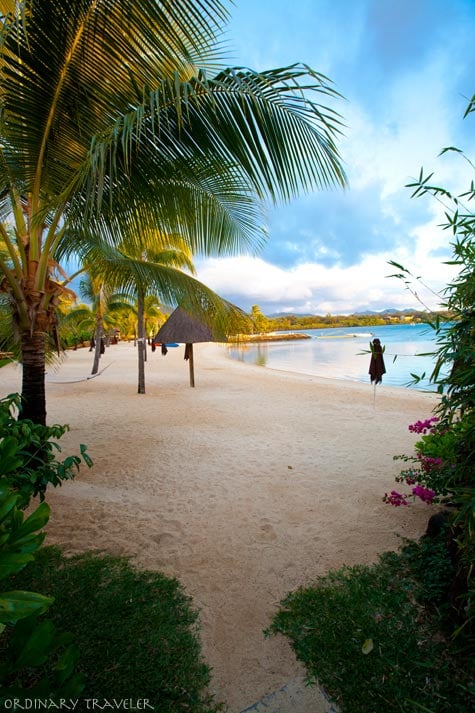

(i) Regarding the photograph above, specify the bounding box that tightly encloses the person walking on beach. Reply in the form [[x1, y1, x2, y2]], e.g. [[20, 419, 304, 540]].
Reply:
[[369, 338, 386, 384]]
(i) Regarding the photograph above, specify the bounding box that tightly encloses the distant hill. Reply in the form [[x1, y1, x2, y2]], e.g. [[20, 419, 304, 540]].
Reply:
[[268, 312, 315, 318], [268, 308, 422, 319], [260, 309, 452, 333], [355, 308, 416, 316]]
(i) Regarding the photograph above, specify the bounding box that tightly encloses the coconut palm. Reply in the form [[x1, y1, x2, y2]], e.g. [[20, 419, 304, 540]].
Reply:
[[60, 302, 95, 349], [122, 293, 165, 357], [142, 295, 166, 348], [0, 0, 346, 425], [80, 235, 240, 393], [128, 240, 196, 394], [65, 274, 133, 374]]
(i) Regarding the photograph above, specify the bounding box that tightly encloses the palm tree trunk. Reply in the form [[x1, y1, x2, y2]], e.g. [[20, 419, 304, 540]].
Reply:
[[137, 291, 146, 394], [91, 320, 103, 375], [20, 330, 47, 425]]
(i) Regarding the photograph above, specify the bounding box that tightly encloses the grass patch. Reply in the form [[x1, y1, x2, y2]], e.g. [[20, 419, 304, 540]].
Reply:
[[267, 532, 474, 713], [4, 546, 222, 712]]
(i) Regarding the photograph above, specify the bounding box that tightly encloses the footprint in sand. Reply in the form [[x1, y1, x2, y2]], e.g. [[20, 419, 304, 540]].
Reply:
[[257, 521, 278, 541], [150, 532, 176, 545], [149, 518, 184, 546]]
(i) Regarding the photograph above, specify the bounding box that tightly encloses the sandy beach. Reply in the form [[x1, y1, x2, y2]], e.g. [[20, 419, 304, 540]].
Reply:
[[0, 342, 440, 711]]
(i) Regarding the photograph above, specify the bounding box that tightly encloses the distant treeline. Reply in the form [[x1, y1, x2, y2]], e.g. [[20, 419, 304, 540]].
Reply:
[[264, 310, 453, 332]]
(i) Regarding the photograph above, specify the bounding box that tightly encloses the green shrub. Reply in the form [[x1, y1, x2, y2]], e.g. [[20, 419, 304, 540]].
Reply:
[[388, 122, 475, 640], [0, 393, 91, 702], [0, 484, 84, 703], [7, 547, 223, 713], [0, 393, 92, 504], [268, 534, 474, 713]]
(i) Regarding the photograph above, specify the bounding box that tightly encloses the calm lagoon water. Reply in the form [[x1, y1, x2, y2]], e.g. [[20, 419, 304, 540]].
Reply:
[[224, 323, 447, 391]]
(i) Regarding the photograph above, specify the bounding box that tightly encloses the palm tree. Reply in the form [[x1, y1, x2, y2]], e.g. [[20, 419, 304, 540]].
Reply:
[[60, 302, 95, 349], [142, 295, 166, 349], [65, 274, 132, 375], [125, 240, 195, 394], [128, 241, 195, 394], [81, 236, 236, 393], [0, 0, 346, 425]]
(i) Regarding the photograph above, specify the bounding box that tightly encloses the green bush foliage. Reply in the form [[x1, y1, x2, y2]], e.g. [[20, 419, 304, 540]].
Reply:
[[0, 393, 90, 702], [0, 393, 92, 504], [387, 117, 475, 642], [268, 534, 474, 713], [390, 417, 458, 506], [7, 547, 223, 712], [0, 484, 84, 702]]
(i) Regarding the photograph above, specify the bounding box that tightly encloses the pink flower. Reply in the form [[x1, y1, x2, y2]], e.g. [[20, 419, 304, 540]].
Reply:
[[408, 417, 439, 434], [412, 485, 436, 504], [419, 456, 442, 473], [384, 490, 409, 507]]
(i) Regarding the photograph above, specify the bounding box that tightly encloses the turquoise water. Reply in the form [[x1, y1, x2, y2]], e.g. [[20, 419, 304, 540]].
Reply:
[[225, 323, 447, 391]]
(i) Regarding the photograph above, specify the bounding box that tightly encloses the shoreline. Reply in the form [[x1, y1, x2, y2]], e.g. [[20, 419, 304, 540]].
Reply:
[[214, 341, 437, 398], [0, 343, 440, 711], [227, 333, 311, 343], [221, 325, 441, 393]]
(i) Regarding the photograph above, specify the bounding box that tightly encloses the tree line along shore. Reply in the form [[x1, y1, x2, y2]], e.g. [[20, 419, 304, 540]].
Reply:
[[242, 305, 453, 337]]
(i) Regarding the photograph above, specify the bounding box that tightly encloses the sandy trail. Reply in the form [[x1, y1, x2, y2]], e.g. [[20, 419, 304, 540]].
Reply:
[[0, 342, 439, 711]]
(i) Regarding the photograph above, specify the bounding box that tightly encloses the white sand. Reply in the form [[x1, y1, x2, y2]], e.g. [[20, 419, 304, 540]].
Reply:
[[0, 342, 440, 711]]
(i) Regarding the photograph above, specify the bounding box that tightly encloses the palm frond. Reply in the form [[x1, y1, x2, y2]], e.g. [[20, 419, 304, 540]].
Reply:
[[69, 236, 245, 336], [83, 64, 347, 213], [0, 0, 230, 198]]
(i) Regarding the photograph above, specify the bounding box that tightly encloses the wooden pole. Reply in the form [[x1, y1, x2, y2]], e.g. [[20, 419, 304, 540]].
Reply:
[[188, 343, 195, 387]]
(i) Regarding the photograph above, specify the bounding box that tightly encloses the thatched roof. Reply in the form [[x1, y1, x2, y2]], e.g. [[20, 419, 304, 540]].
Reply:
[[155, 307, 216, 344]]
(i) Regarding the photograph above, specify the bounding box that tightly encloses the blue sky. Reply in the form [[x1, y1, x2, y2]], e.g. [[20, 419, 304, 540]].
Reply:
[[194, 0, 475, 314]]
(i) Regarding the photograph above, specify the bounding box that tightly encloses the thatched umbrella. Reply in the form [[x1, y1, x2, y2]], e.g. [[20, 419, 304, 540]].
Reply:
[[155, 307, 217, 387]]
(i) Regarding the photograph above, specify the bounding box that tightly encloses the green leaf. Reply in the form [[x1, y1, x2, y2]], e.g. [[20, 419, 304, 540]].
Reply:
[[0, 552, 34, 579], [55, 644, 80, 684], [14, 619, 56, 669], [0, 435, 22, 460], [0, 492, 20, 524], [439, 146, 463, 156], [7, 531, 46, 555], [80, 444, 93, 467], [387, 260, 410, 273], [0, 590, 54, 623], [12, 502, 50, 541], [0, 482, 13, 500]]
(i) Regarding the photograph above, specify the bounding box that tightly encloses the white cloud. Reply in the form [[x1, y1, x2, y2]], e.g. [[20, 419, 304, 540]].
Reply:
[[198, 0, 474, 317], [196, 239, 458, 315]]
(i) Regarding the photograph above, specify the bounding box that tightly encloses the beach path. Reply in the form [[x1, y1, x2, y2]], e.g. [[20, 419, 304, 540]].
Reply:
[[0, 342, 439, 711]]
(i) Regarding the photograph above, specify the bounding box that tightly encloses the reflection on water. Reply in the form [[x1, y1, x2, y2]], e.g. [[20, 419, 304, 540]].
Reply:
[[225, 324, 448, 391], [228, 343, 270, 367]]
